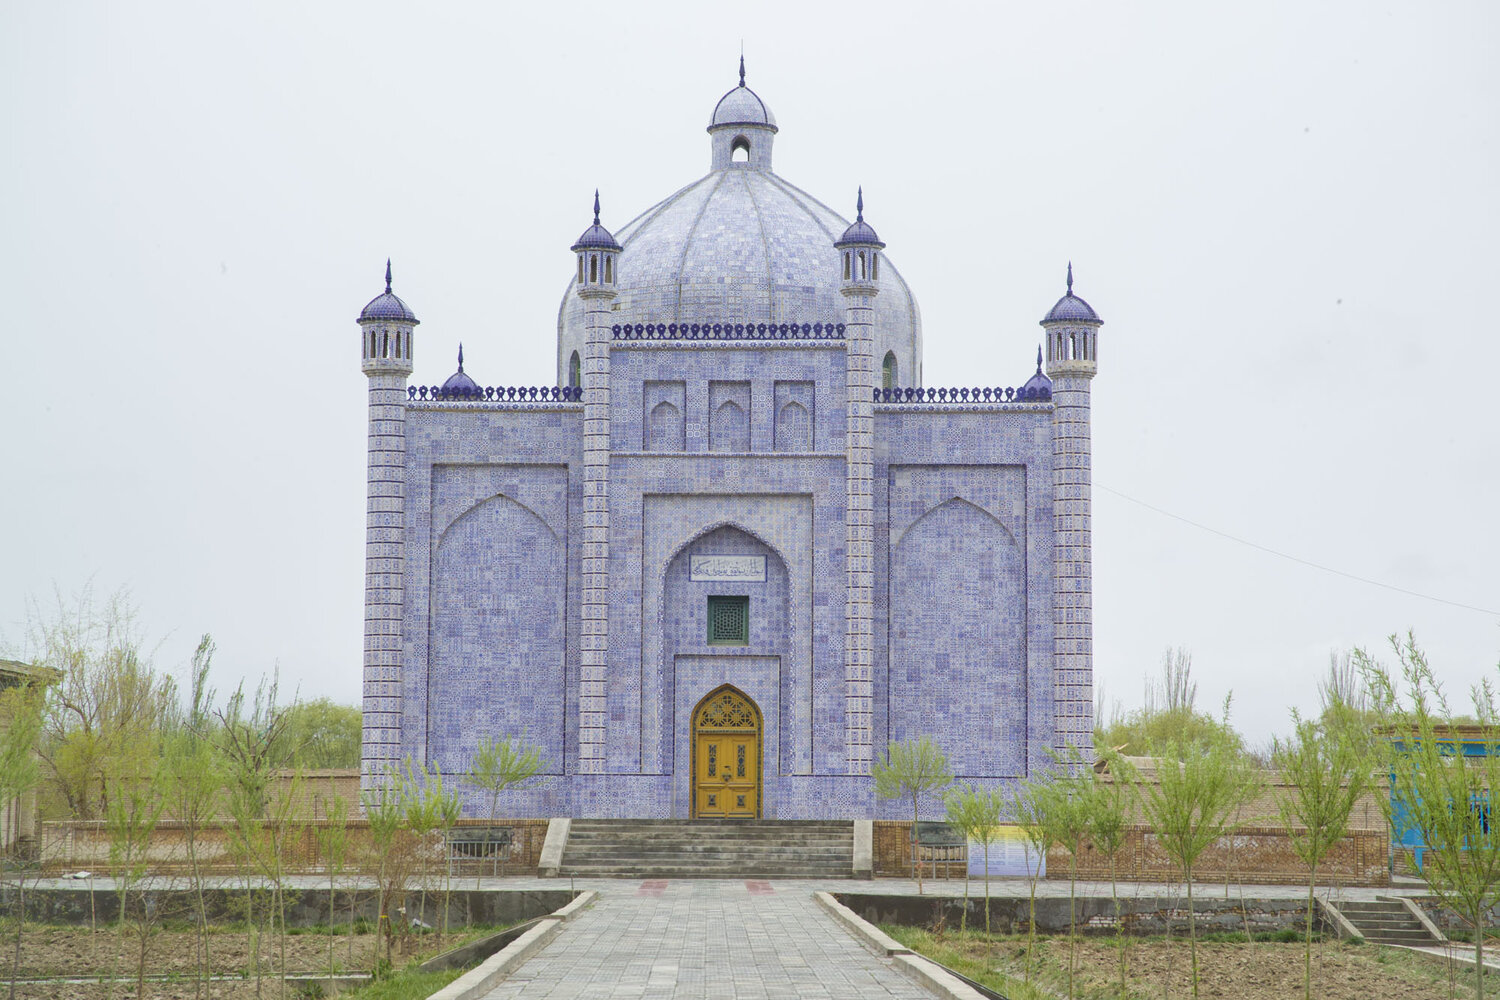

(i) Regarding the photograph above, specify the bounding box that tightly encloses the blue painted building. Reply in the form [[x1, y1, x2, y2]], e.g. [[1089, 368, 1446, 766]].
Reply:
[[355, 65, 1105, 819]]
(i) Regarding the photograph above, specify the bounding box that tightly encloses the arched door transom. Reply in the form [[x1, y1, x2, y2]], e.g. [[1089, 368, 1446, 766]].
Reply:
[[691, 685, 761, 819]]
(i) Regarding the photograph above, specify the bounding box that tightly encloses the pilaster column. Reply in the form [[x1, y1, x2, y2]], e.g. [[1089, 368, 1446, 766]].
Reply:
[[578, 290, 614, 774], [843, 287, 877, 774]]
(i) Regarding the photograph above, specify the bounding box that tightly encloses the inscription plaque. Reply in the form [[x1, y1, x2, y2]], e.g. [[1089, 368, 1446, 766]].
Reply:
[[689, 555, 766, 583]]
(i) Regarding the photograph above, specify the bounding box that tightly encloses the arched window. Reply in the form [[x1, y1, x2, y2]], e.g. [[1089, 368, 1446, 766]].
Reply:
[[568, 351, 581, 389], [731, 135, 750, 161], [589, 255, 597, 282], [871, 252, 879, 280], [882, 351, 898, 390], [604, 256, 613, 282], [577, 258, 585, 284]]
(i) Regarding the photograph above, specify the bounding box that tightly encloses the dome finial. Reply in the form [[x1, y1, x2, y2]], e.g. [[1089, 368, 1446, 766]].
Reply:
[[856, 186, 864, 222], [385, 258, 392, 294], [593, 190, 601, 226], [457, 343, 465, 372], [1036, 345, 1043, 373], [739, 53, 746, 88], [1066, 261, 1073, 295]]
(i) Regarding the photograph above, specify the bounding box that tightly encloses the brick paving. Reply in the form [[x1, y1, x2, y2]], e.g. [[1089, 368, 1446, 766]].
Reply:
[[477, 879, 934, 998]]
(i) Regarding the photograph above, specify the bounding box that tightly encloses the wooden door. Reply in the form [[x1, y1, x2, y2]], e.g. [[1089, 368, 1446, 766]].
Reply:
[[691, 686, 761, 819]]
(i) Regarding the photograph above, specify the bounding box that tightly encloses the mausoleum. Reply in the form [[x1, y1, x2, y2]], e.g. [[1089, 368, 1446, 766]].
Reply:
[[356, 62, 1104, 819]]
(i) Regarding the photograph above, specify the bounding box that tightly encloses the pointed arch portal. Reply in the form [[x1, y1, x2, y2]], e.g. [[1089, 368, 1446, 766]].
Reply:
[[691, 685, 762, 818]]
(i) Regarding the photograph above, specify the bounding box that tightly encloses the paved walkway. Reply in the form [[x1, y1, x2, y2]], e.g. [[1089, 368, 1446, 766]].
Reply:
[[478, 879, 934, 999]]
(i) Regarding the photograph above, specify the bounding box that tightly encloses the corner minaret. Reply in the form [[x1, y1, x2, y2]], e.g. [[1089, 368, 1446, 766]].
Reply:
[[357, 260, 418, 789], [835, 189, 884, 775], [571, 193, 621, 774], [1042, 262, 1102, 760]]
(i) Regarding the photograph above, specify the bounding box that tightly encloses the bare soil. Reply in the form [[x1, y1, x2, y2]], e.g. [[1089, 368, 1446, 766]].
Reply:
[[895, 928, 1494, 1000], [0, 923, 473, 999]]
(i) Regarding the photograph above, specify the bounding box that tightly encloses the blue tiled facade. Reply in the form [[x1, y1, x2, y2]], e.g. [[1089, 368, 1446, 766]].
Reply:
[[356, 69, 1103, 820]]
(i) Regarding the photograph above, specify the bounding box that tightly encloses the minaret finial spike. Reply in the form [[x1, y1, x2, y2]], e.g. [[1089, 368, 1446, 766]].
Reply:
[[385, 258, 392, 293], [739, 53, 746, 87], [1036, 345, 1043, 373], [457, 343, 464, 372], [593, 189, 600, 226], [1066, 261, 1073, 294], [856, 186, 864, 222]]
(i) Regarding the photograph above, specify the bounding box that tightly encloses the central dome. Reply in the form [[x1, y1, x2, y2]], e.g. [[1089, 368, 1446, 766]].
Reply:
[[557, 68, 922, 385]]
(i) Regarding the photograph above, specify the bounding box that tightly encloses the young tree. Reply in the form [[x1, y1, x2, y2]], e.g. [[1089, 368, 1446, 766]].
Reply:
[[1360, 633, 1500, 1000], [872, 736, 953, 895], [464, 734, 548, 879], [103, 754, 166, 1000], [1084, 748, 1138, 996], [1012, 779, 1058, 986], [361, 762, 415, 975], [28, 588, 176, 820], [1271, 710, 1374, 1000], [215, 673, 294, 998], [944, 783, 1004, 934], [314, 790, 351, 982], [1042, 756, 1095, 1000], [160, 635, 222, 1000], [0, 680, 46, 1000], [1138, 712, 1262, 1000]]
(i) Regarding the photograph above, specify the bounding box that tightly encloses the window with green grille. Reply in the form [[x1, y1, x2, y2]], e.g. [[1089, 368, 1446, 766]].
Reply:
[[707, 595, 749, 645]]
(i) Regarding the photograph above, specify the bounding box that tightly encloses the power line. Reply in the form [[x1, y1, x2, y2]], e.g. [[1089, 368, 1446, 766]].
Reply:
[[1095, 482, 1500, 618]]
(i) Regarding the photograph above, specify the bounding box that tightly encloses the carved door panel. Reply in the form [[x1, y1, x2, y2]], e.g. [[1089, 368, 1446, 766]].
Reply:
[[691, 686, 761, 819]]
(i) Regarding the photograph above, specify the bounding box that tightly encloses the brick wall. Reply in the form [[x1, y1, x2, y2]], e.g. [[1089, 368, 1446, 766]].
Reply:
[[1046, 824, 1389, 887], [40, 817, 550, 877]]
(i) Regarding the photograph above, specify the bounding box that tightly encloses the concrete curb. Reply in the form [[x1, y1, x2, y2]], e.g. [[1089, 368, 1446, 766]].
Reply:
[[891, 953, 990, 1000], [813, 891, 988, 999], [538, 817, 571, 877], [1318, 897, 1363, 941], [813, 891, 910, 956], [426, 890, 596, 1000]]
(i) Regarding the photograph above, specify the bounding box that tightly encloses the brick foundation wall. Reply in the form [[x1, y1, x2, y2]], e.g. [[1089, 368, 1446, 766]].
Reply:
[[40, 817, 550, 877], [1046, 824, 1389, 887]]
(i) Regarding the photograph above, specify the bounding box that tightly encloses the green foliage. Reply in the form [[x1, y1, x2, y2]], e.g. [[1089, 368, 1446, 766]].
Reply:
[[873, 736, 953, 894], [1082, 749, 1138, 996], [280, 698, 362, 769], [944, 783, 1005, 933], [28, 587, 177, 820], [1358, 631, 1500, 1000], [465, 734, 548, 826], [1095, 648, 1246, 758], [1272, 707, 1376, 1000], [1137, 708, 1262, 1000]]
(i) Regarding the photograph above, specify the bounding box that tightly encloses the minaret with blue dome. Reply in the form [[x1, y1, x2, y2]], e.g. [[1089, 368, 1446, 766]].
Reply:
[[835, 188, 883, 774], [358, 260, 417, 782], [1043, 262, 1103, 757], [573, 191, 621, 774]]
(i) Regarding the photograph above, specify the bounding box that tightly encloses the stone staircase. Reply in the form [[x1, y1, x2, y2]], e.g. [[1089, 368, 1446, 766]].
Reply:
[[556, 819, 855, 878], [1336, 898, 1441, 946]]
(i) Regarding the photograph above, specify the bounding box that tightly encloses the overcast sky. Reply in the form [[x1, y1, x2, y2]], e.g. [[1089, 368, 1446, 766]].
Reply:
[[2, 1, 1496, 743]]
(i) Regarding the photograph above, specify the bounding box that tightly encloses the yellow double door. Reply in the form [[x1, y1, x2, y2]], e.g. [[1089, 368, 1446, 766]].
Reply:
[[693, 731, 759, 818]]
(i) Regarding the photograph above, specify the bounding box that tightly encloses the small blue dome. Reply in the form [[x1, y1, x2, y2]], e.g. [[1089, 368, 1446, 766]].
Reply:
[[359, 261, 419, 324], [1022, 346, 1052, 396], [572, 191, 622, 252], [710, 58, 776, 130], [833, 189, 885, 248], [441, 345, 480, 395], [1041, 264, 1101, 324]]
